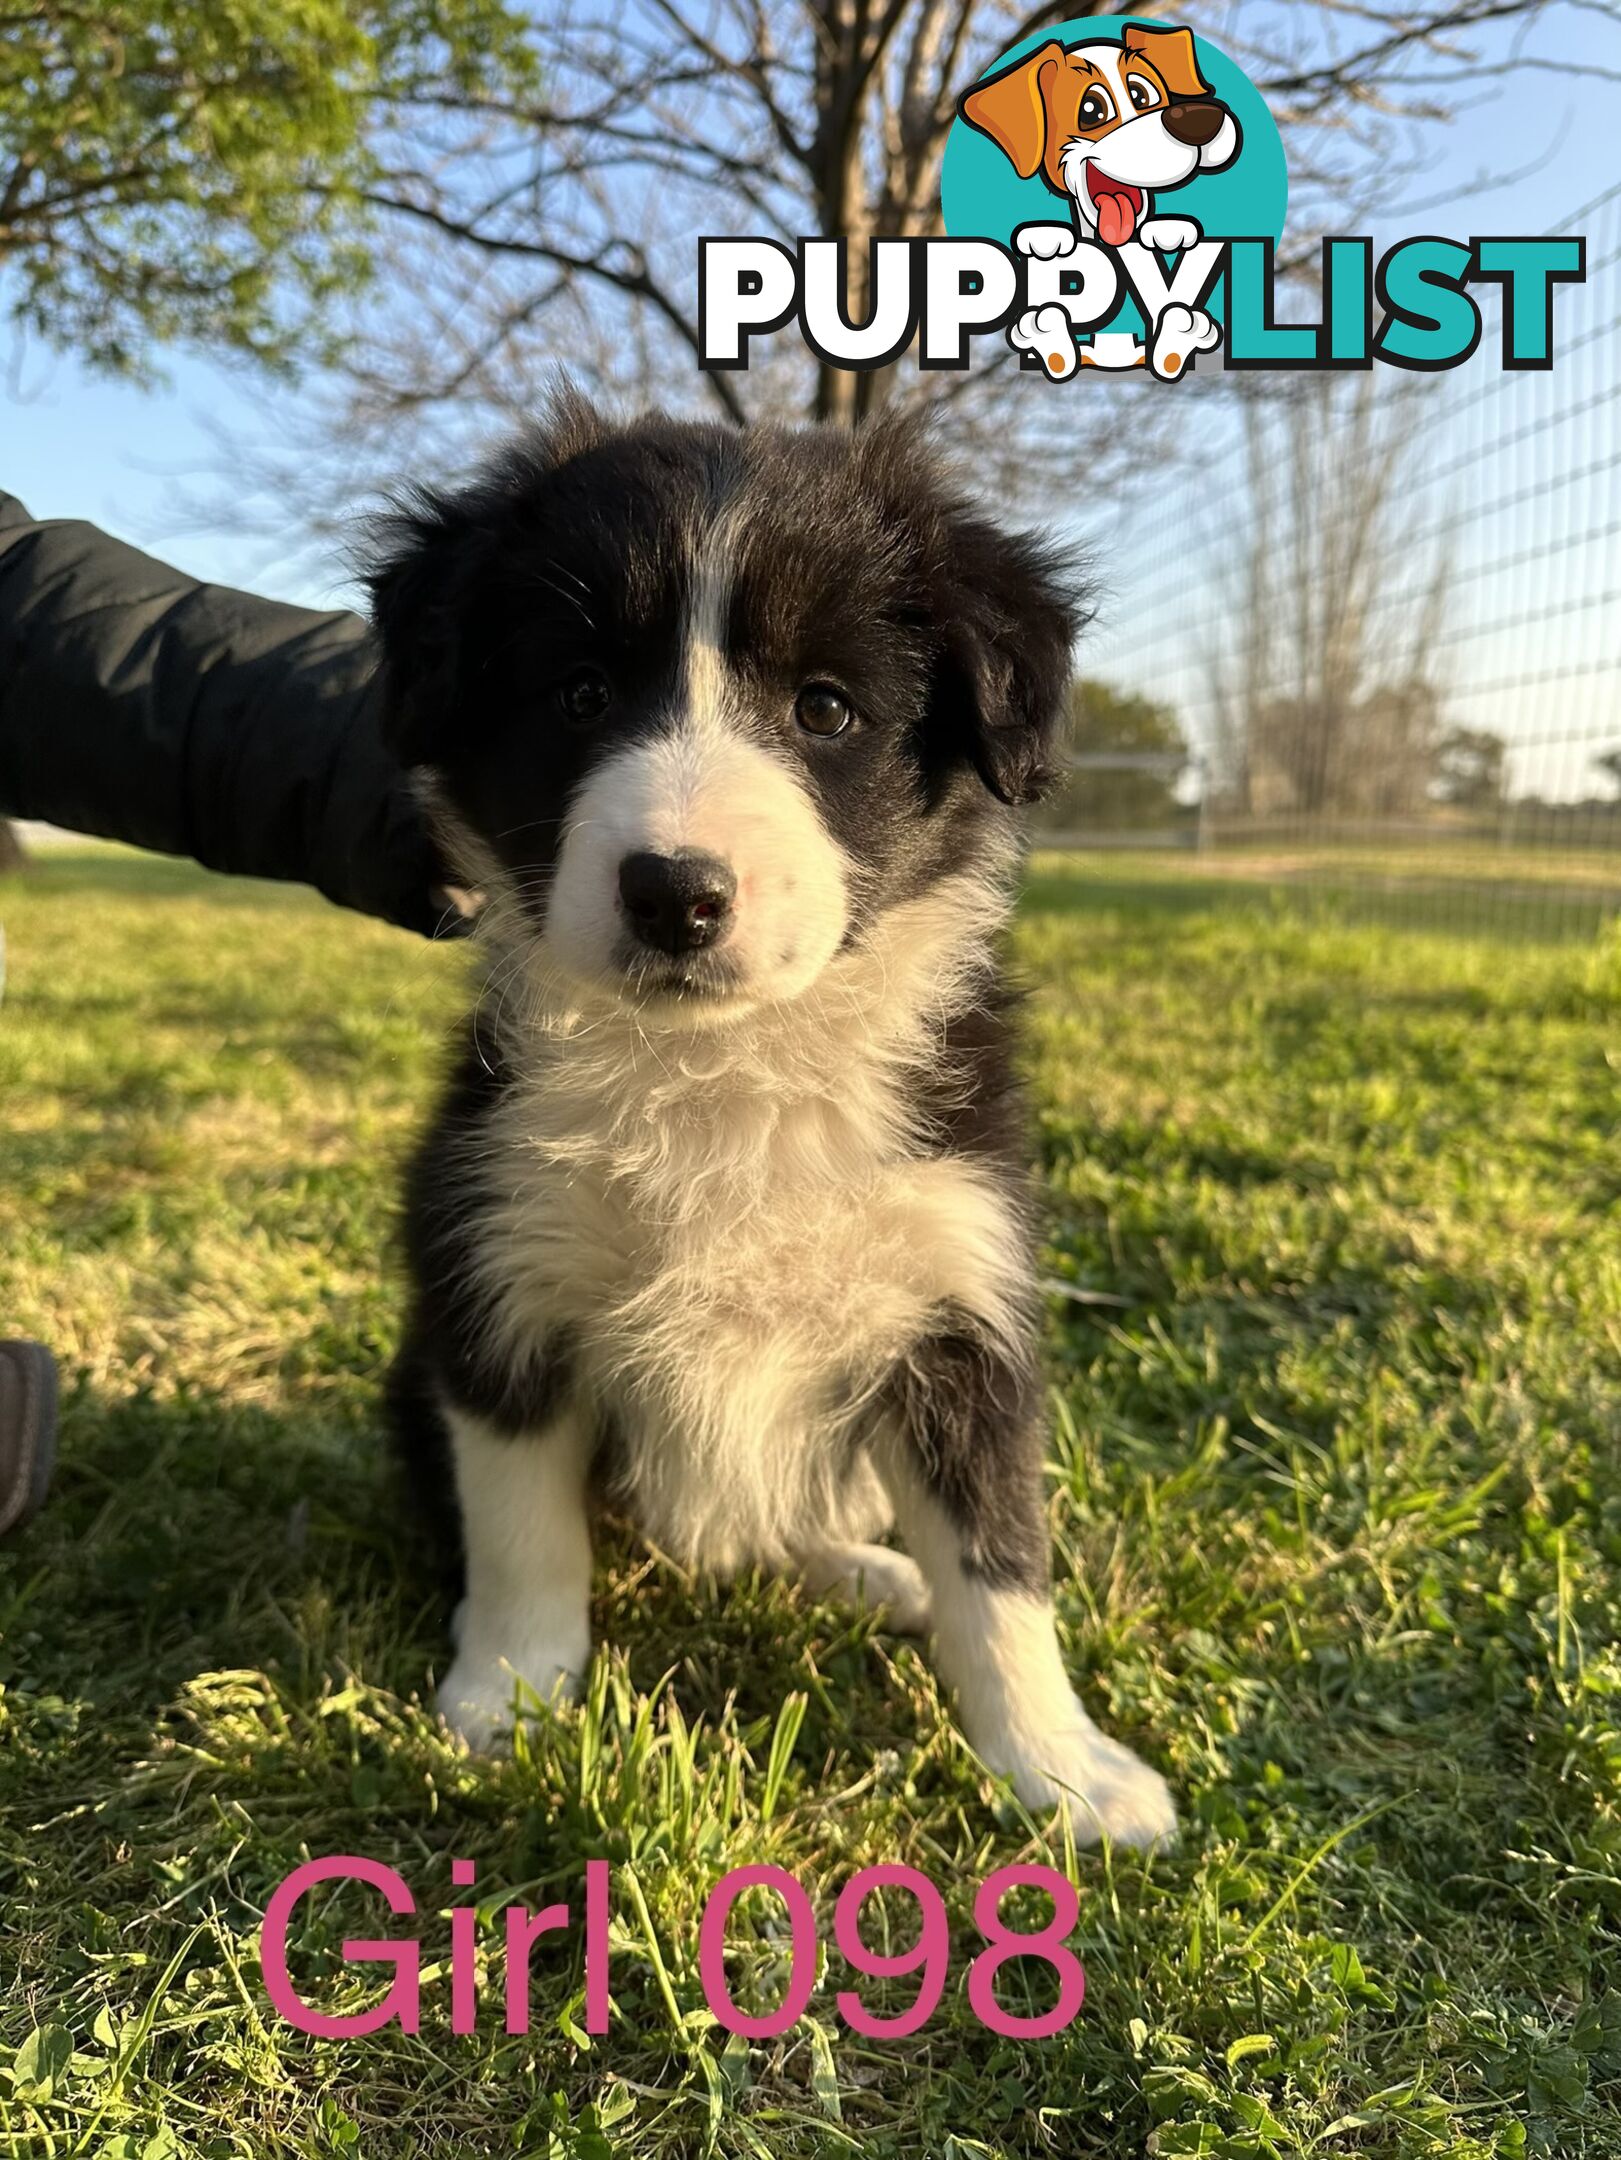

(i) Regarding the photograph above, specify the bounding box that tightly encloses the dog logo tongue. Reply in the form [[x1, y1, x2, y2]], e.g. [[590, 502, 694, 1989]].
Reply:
[[1094, 181, 1139, 247]]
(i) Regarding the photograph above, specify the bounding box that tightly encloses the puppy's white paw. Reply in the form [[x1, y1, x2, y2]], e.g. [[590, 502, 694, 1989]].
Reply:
[[1150, 302, 1220, 381], [803, 1542, 932, 1634], [1015, 222, 1078, 260], [1009, 304, 1078, 380], [1137, 215, 1201, 254], [855, 1549, 932, 1634], [437, 1646, 583, 1753], [979, 1703, 1177, 1849]]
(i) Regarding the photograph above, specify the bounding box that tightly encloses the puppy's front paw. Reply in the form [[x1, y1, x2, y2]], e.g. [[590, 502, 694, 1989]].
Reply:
[[1009, 304, 1078, 380], [856, 1548, 933, 1635], [981, 1704, 1177, 1849], [1137, 214, 1201, 253], [1014, 222, 1078, 260], [1150, 301, 1220, 381], [437, 1646, 583, 1753], [802, 1542, 933, 1634]]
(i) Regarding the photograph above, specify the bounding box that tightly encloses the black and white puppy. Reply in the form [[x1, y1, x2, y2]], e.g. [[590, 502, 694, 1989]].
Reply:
[[369, 394, 1175, 1848]]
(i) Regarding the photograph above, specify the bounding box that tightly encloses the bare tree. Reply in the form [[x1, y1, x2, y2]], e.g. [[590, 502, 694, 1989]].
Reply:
[[1206, 370, 1453, 822], [200, 0, 1616, 548]]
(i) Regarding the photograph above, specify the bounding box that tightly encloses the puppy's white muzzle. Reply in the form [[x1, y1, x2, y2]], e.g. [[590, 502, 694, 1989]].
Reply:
[[1062, 110, 1226, 244], [543, 717, 850, 1017]]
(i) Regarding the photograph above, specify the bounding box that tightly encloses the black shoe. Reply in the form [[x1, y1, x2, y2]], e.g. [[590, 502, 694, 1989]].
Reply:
[[0, 1340, 57, 1537]]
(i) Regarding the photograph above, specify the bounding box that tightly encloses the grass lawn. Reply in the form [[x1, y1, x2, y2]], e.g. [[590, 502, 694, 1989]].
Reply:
[[2, 845, 1618, 2159]]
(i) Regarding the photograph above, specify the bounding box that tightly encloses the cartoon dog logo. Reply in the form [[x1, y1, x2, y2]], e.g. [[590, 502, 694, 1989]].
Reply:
[[959, 24, 1241, 379]]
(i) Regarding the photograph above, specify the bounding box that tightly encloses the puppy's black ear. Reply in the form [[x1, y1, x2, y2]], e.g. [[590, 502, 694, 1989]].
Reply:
[[936, 515, 1084, 806], [364, 394, 606, 768], [363, 484, 491, 769]]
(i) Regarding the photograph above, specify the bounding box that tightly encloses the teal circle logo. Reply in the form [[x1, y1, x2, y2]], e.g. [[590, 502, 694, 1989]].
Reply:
[[941, 15, 1286, 348]]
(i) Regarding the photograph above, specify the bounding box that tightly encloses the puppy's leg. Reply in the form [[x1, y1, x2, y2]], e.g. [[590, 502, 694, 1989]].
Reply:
[[880, 1329, 1176, 1848], [798, 1542, 932, 1634], [436, 1403, 595, 1751]]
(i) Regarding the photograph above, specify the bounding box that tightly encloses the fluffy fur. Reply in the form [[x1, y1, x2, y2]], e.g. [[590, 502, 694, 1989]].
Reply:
[[371, 394, 1175, 1846]]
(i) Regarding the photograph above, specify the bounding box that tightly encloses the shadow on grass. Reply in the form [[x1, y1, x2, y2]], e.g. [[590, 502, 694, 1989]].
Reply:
[[0, 1377, 894, 1761], [0, 1382, 422, 1713], [1023, 867, 1245, 924], [1041, 1114, 1327, 1194], [1023, 862, 1618, 946], [1, 849, 322, 912]]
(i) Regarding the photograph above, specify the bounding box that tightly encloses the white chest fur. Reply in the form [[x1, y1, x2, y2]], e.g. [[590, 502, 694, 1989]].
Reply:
[[461, 884, 1029, 1569]]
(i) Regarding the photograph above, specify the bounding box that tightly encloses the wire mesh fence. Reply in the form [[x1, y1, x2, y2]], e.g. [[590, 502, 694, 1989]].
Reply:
[[1050, 178, 1621, 939]]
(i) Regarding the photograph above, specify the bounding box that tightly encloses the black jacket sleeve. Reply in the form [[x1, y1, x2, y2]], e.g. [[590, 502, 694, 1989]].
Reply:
[[0, 489, 451, 937]]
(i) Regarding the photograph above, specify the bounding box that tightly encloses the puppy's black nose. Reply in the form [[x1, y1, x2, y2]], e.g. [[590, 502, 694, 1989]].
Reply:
[[1163, 98, 1227, 148], [618, 850, 736, 955]]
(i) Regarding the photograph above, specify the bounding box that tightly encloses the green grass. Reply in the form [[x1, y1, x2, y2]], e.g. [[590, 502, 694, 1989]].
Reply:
[[2, 844, 1619, 2159]]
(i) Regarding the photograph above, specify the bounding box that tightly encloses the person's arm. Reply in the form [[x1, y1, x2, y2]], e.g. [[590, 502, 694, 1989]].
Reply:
[[0, 489, 451, 936]]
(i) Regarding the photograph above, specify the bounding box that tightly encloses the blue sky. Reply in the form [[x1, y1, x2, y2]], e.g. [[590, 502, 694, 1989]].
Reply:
[[2, 1, 1617, 808], [1, 9, 1616, 615]]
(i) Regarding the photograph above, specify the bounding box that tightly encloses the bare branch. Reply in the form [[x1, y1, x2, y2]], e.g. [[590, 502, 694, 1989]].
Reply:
[[343, 184, 749, 425]]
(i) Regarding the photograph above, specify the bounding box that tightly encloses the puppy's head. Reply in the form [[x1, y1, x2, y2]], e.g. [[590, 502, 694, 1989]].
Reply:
[[960, 27, 1238, 243], [366, 394, 1081, 1023]]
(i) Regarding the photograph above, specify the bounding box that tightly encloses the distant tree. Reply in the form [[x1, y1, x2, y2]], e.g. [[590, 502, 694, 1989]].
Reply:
[[1208, 374, 1451, 820], [1032, 680, 1189, 834], [0, 0, 537, 378], [1244, 682, 1443, 820], [1433, 725, 1508, 810], [177, 0, 1621, 539], [1595, 748, 1621, 800], [0, 816, 24, 871], [0, 2, 535, 867]]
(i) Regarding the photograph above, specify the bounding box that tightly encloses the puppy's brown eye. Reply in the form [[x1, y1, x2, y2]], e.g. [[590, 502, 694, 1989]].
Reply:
[[558, 667, 611, 722], [1127, 75, 1159, 111], [1078, 87, 1115, 128], [794, 684, 853, 737]]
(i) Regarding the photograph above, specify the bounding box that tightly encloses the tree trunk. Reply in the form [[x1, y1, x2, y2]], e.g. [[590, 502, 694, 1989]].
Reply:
[[0, 818, 28, 873]]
